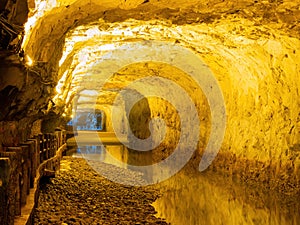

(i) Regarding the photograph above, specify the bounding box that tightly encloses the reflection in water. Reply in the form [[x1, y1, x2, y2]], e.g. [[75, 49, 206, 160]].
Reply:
[[153, 170, 300, 225], [70, 146, 300, 225], [71, 145, 155, 181], [71, 145, 128, 168]]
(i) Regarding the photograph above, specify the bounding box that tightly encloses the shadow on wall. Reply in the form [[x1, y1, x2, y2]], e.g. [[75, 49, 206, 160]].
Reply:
[[127, 96, 151, 141]]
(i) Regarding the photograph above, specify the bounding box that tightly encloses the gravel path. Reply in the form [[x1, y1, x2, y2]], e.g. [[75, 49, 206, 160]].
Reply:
[[34, 156, 169, 225]]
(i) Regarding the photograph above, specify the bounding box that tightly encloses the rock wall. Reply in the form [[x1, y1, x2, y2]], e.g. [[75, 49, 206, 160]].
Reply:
[[1, 0, 300, 196], [3, 0, 29, 25], [78, 29, 300, 193]]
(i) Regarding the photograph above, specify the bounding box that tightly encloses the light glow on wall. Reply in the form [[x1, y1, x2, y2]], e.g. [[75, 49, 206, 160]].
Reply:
[[22, 0, 58, 49]]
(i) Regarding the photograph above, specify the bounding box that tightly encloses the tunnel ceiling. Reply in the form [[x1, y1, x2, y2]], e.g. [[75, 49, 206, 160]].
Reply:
[[19, 0, 300, 115], [23, 0, 300, 63], [1, 0, 300, 142]]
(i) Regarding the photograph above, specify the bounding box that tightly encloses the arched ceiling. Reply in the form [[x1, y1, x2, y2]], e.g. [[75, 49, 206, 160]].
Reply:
[[1, 0, 299, 123], [19, 0, 299, 108], [24, 0, 300, 67], [3, 0, 299, 133]]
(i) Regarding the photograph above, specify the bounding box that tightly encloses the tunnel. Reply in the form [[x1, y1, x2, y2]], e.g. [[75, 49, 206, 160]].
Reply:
[[0, 0, 300, 224]]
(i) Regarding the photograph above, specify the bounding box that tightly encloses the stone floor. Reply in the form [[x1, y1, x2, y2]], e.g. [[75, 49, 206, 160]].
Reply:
[[33, 157, 169, 225]]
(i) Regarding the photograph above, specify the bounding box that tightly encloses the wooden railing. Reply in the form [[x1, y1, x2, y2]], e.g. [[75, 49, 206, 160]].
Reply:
[[0, 130, 66, 225]]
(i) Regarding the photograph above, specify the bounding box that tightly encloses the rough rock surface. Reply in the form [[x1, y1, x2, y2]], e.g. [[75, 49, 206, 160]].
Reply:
[[34, 156, 169, 225], [1, 0, 300, 200]]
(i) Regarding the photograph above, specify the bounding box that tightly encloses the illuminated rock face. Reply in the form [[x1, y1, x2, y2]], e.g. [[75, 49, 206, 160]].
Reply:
[[52, 22, 300, 174], [1, 0, 300, 191]]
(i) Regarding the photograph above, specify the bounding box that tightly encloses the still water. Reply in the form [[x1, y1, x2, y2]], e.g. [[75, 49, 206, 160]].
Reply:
[[68, 146, 300, 225]]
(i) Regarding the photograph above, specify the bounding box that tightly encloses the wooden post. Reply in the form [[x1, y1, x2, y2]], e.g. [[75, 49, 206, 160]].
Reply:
[[62, 130, 66, 144], [29, 137, 39, 176], [50, 134, 55, 158], [22, 140, 37, 188], [43, 134, 47, 161], [38, 134, 44, 163], [53, 133, 57, 154], [0, 158, 11, 225], [0, 152, 19, 224], [34, 135, 41, 167], [45, 133, 50, 160], [6, 147, 27, 206], [20, 145, 31, 196], [5, 149, 22, 217], [57, 131, 62, 147]]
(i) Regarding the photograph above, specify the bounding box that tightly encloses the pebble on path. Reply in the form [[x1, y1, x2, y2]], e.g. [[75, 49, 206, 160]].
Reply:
[[34, 156, 170, 225]]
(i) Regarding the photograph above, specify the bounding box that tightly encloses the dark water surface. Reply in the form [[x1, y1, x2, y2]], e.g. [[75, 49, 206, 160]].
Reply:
[[69, 146, 300, 225]]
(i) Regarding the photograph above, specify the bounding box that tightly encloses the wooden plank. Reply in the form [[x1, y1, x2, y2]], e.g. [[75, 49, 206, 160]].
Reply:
[[0, 152, 19, 223], [0, 158, 11, 224], [20, 145, 31, 196], [38, 134, 44, 163], [22, 140, 37, 188], [5, 148, 22, 217]]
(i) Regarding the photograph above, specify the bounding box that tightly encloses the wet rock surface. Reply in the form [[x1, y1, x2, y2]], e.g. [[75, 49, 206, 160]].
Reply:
[[33, 156, 169, 225]]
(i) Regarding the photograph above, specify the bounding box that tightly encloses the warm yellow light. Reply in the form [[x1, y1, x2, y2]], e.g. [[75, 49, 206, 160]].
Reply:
[[99, 44, 116, 51], [77, 50, 89, 64], [80, 90, 99, 96], [26, 55, 34, 66], [55, 70, 68, 94], [86, 27, 101, 38], [22, 0, 58, 49], [62, 113, 66, 117]]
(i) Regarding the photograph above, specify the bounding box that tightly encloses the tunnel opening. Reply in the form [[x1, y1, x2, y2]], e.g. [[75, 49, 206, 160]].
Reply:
[[67, 110, 105, 131]]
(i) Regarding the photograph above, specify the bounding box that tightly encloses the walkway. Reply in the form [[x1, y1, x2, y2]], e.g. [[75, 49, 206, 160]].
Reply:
[[34, 157, 169, 225]]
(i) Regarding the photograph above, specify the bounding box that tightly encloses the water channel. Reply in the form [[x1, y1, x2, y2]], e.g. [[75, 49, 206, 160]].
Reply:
[[67, 145, 300, 225]]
